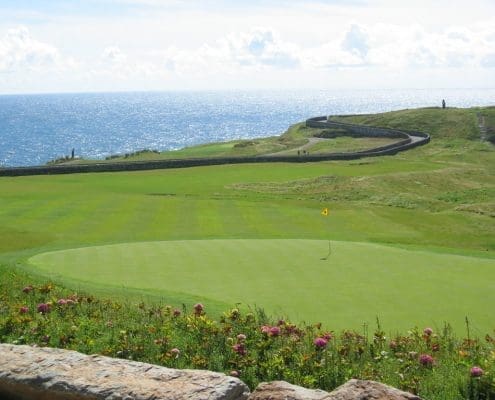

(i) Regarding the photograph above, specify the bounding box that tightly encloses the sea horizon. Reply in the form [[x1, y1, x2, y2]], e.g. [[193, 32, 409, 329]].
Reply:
[[1, 88, 494, 168]]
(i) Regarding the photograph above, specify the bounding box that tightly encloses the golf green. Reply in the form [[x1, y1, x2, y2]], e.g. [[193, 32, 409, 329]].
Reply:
[[29, 239, 495, 333]]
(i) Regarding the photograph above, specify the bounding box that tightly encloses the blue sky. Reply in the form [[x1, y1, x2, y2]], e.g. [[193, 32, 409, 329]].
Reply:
[[1, 0, 494, 93]]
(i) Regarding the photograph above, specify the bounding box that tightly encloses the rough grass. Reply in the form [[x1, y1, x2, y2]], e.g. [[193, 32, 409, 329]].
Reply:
[[2, 264, 494, 398]]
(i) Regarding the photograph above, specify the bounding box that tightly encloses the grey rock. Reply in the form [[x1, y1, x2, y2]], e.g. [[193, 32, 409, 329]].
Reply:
[[0, 343, 250, 400], [248, 379, 421, 400], [248, 380, 333, 400], [327, 379, 422, 399]]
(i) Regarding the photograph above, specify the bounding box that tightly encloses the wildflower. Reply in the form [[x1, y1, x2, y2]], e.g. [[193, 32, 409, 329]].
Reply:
[[313, 337, 328, 348], [232, 343, 247, 356], [431, 343, 440, 352], [269, 326, 281, 337], [193, 303, 204, 315], [173, 309, 181, 317], [277, 319, 285, 326], [57, 299, 67, 305], [389, 340, 398, 350], [170, 348, 180, 358], [66, 299, 75, 305], [37, 303, 50, 314], [285, 323, 301, 336], [419, 354, 434, 367], [19, 306, 29, 314], [470, 366, 484, 378], [22, 285, 33, 294], [237, 333, 247, 342], [261, 325, 271, 334], [230, 370, 240, 378], [323, 332, 333, 341], [423, 327, 433, 336]]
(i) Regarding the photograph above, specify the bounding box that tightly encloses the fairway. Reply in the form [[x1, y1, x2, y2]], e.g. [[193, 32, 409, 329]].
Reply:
[[29, 239, 495, 333]]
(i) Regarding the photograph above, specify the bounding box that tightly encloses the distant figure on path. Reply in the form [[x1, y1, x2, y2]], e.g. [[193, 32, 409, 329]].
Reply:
[[442, 99, 446, 109], [71, 148, 75, 159]]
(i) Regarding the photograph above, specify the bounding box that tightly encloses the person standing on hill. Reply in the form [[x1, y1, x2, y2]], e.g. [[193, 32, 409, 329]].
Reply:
[[442, 99, 446, 109]]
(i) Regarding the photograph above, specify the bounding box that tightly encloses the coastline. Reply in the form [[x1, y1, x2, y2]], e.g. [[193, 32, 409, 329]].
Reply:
[[0, 115, 430, 176]]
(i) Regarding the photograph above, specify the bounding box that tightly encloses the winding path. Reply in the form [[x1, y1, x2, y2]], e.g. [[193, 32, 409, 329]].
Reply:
[[265, 137, 328, 156], [0, 116, 430, 177]]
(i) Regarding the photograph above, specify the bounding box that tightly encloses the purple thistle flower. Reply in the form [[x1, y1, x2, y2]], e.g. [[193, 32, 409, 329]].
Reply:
[[313, 337, 328, 348], [419, 353, 434, 367], [261, 325, 271, 334], [19, 306, 29, 314], [173, 309, 181, 317], [37, 303, 50, 314], [269, 326, 281, 337], [57, 299, 68, 305], [232, 343, 247, 356], [470, 366, 484, 378]]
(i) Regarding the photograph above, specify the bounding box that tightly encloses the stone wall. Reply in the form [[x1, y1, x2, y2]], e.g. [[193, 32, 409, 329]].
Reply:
[[0, 344, 422, 400], [0, 116, 430, 177], [0, 343, 250, 400]]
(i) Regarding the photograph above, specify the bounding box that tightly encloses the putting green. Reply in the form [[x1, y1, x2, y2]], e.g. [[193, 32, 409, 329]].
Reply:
[[29, 239, 495, 333]]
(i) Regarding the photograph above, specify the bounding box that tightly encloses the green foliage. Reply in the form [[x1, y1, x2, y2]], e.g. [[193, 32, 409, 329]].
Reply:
[[1, 106, 494, 398], [1, 264, 494, 399]]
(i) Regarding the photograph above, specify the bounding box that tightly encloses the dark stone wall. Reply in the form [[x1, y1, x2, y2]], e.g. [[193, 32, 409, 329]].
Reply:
[[0, 116, 430, 177]]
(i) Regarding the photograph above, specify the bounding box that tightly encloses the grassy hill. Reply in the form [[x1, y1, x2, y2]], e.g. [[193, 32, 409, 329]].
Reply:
[[0, 106, 494, 333]]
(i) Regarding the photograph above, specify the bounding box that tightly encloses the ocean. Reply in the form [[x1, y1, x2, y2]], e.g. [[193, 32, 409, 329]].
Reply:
[[1, 89, 494, 167]]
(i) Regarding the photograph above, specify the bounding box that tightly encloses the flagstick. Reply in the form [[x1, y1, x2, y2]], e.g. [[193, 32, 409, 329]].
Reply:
[[320, 207, 331, 260], [321, 240, 332, 260]]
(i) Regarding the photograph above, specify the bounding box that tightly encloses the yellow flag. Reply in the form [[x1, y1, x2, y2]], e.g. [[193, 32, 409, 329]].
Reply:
[[321, 207, 329, 216]]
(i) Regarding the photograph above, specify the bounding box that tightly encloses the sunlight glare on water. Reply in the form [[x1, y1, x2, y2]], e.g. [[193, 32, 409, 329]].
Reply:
[[0, 88, 494, 167]]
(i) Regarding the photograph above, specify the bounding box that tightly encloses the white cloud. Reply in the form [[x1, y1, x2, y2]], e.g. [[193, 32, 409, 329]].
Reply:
[[101, 46, 128, 64], [160, 27, 301, 77], [0, 26, 64, 73], [341, 24, 369, 58], [224, 28, 300, 68], [156, 21, 495, 81], [1, 11, 495, 93]]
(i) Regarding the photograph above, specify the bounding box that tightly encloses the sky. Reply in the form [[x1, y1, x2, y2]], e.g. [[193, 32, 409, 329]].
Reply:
[[0, 0, 494, 94]]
